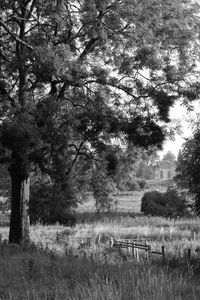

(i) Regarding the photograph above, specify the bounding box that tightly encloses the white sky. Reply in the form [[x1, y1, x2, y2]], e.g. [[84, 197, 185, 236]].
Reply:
[[159, 101, 200, 158], [158, 0, 200, 158]]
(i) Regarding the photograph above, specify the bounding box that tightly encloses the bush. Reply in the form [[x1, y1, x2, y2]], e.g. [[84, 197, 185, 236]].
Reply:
[[137, 178, 146, 189], [141, 187, 188, 218], [125, 177, 140, 191]]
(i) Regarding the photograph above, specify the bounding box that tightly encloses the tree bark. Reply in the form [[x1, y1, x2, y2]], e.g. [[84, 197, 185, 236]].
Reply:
[[8, 152, 30, 244]]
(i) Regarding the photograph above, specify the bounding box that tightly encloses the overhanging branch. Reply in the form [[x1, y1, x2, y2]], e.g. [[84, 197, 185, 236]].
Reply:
[[0, 19, 33, 51]]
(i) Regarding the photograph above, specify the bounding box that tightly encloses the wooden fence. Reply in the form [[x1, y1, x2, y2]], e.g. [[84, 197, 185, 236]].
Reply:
[[110, 238, 150, 261], [56, 232, 195, 263], [111, 238, 167, 262], [56, 232, 110, 247], [56, 232, 91, 248]]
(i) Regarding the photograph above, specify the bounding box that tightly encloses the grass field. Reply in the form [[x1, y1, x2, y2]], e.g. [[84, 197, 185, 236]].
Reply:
[[1, 215, 200, 299], [1, 179, 200, 299], [76, 179, 170, 213]]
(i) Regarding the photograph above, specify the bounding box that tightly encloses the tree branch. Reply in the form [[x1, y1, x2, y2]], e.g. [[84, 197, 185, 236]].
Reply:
[[79, 37, 99, 59], [26, 0, 37, 19], [18, 0, 52, 39], [0, 49, 10, 62], [0, 19, 33, 51], [0, 81, 16, 107]]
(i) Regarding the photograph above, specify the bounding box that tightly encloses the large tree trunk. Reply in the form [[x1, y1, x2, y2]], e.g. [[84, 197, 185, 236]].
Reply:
[[8, 152, 30, 244]]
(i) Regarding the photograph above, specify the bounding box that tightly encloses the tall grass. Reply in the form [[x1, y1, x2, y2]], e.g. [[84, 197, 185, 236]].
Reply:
[[1, 215, 200, 257], [1, 180, 200, 299], [0, 246, 200, 300]]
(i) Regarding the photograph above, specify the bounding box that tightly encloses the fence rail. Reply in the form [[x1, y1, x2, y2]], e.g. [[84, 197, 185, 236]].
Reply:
[[110, 238, 152, 261], [56, 232, 91, 248], [55, 232, 170, 263]]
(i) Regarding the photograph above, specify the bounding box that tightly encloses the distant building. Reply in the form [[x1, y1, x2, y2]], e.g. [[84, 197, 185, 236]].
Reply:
[[153, 160, 176, 180]]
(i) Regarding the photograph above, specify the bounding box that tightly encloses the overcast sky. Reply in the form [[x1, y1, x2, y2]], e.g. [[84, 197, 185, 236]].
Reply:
[[158, 101, 200, 158]]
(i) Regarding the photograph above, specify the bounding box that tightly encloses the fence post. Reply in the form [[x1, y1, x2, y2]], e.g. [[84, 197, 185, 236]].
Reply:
[[162, 246, 165, 264], [104, 253, 108, 264], [188, 248, 191, 262], [110, 237, 113, 247], [128, 239, 132, 254], [136, 244, 139, 261], [145, 240, 148, 260], [96, 234, 101, 245], [56, 231, 59, 243], [148, 244, 151, 261], [132, 241, 135, 259], [87, 237, 91, 247], [90, 253, 94, 262]]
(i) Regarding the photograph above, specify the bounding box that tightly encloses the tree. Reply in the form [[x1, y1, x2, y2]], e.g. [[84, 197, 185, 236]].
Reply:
[[163, 151, 176, 163], [175, 133, 200, 214], [141, 187, 187, 217], [135, 149, 161, 180], [0, 0, 199, 244], [91, 165, 114, 213], [30, 176, 77, 225]]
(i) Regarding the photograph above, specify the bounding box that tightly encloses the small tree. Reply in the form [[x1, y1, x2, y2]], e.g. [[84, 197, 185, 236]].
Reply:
[[91, 160, 115, 213], [163, 151, 176, 163]]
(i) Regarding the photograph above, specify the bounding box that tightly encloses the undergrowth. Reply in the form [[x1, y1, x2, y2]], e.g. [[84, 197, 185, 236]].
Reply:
[[0, 242, 200, 300]]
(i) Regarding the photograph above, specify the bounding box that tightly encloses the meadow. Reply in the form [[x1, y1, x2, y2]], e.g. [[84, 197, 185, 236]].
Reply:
[[1, 180, 200, 299]]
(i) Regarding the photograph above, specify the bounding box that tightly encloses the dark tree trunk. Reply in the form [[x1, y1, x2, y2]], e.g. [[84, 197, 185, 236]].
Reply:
[[8, 152, 30, 244]]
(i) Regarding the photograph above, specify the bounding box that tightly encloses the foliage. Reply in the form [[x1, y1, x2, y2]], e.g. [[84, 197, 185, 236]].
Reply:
[[135, 150, 161, 180], [124, 176, 146, 191], [125, 177, 141, 191], [0, 197, 9, 215], [91, 164, 115, 213], [137, 178, 146, 190], [163, 151, 176, 163], [141, 187, 188, 217], [0, 0, 199, 242], [112, 147, 161, 190], [175, 130, 200, 214], [30, 179, 77, 226], [0, 165, 10, 214]]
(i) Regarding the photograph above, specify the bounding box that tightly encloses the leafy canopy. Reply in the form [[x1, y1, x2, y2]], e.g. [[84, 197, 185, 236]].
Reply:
[[0, 0, 199, 188]]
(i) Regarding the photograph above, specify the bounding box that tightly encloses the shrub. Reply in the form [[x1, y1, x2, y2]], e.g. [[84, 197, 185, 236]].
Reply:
[[125, 177, 140, 191], [137, 178, 146, 189], [141, 187, 188, 218]]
